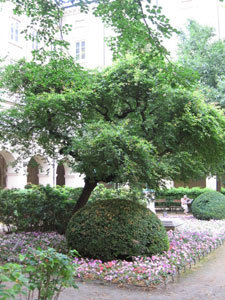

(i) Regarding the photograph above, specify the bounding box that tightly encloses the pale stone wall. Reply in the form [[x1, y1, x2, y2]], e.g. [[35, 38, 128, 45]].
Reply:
[[63, 5, 113, 68]]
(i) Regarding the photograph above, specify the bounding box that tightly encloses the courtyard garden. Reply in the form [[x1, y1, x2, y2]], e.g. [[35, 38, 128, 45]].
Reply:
[[1, 218, 225, 288], [1, 186, 225, 299], [1, 0, 225, 299]]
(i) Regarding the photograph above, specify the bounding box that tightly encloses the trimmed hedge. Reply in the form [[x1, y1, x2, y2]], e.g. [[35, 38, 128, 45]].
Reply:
[[155, 187, 214, 211], [155, 187, 214, 202], [0, 185, 82, 233], [0, 184, 146, 233], [66, 199, 169, 262], [192, 191, 225, 220]]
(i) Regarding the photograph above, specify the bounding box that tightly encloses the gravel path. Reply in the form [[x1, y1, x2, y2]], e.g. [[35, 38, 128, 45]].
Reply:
[[58, 242, 225, 300]]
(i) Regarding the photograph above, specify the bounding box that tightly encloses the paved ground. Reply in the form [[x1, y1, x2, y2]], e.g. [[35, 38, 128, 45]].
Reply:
[[58, 242, 225, 300]]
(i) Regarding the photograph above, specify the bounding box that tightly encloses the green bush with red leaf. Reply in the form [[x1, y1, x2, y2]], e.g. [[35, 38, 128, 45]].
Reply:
[[66, 198, 169, 262]]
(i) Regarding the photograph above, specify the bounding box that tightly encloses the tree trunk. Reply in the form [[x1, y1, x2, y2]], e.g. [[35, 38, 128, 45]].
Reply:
[[72, 178, 97, 213], [216, 176, 222, 192]]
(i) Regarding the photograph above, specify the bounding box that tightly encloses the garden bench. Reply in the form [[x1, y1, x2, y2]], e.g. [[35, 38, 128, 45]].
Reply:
[[161, 219, 183, 231], [155, 199, 183, 213]]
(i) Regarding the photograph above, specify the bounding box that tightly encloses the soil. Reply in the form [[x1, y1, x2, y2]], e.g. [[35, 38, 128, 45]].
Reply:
[[58, 242, 225, 300]]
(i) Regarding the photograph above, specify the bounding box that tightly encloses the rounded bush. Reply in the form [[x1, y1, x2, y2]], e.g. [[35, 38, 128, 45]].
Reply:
[[192, 191, 225, 220], [66, 199, 169, 261]]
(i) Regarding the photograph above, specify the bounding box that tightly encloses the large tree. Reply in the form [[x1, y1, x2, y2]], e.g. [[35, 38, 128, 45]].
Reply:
[[177, 20, 225, 108], [1, 1, 225, 211], [1, 55, 225, 211], [177, 20, 225, 190]]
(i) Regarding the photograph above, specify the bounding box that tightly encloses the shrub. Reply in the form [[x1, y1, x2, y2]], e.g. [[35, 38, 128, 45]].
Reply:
[[192, 191, 225, 220], [66, 199, 169, 262], [155, 187, 214, 211], [0, 189, 19, 231], [0, 248, 78, 300], [0, 185, 82, 233], [89, 184, 147, 206], [221, 187, 225, 196], [0, 263, 28, 300], [155, 187, 213, 202]]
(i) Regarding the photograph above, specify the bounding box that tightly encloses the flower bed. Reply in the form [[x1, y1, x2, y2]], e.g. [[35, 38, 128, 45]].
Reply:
[[0, 232, 67, 262], [1, 218, 225, 288], [73, 218, 225, 287]]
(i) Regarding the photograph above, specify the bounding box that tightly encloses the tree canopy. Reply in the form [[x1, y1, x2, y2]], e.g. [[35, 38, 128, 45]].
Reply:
[[1, 55, 225, 210], [177, 20, 225, 190], [1, 1, 225, 210], [177, 20, 225, 108]]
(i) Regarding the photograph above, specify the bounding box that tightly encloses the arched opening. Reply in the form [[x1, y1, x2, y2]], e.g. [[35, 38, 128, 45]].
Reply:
[[0, 154, 7, 188], [56, 163, 65, 186], [27, 157, 39, 185]]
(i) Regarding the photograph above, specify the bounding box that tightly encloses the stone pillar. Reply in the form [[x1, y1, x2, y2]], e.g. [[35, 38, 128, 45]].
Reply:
[[206, 176, 217, 190]]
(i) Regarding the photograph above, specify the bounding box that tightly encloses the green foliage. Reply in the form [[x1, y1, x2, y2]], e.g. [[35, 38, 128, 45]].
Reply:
[[1, 55, 225, 210], [177, 20, 225, 187], [65, 121, 163, 188], [66, 199, 169, 262], [1, 0, 177, 59], [92, 0, 177, 57], [0, 189, 19, 231], [0, 248, 78, 300], [1, 0, 224, 214], [0, 56, 86, 96], [0, 185, 82, 233], [156, 187, 213, 201], [155, 187, 213, 210], [192, 191, 225, 220], [0, 184, 147, 233], [177, 20, 225, 108], [90, 184, 147, 206], [76, 57, 225, 184], [221, 187, 225, 196], [0, 263, 28, 300], [19, 248, 78, 300]]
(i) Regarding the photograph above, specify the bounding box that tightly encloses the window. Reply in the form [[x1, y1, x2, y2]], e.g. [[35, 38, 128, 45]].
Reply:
[[10, 21, 19, 42], [81, 41, 85, 59], [10, 23, 13, 40], [76, 42, 80, 60], [75, 41, 85, 60], [32, 31, 39, 50]]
